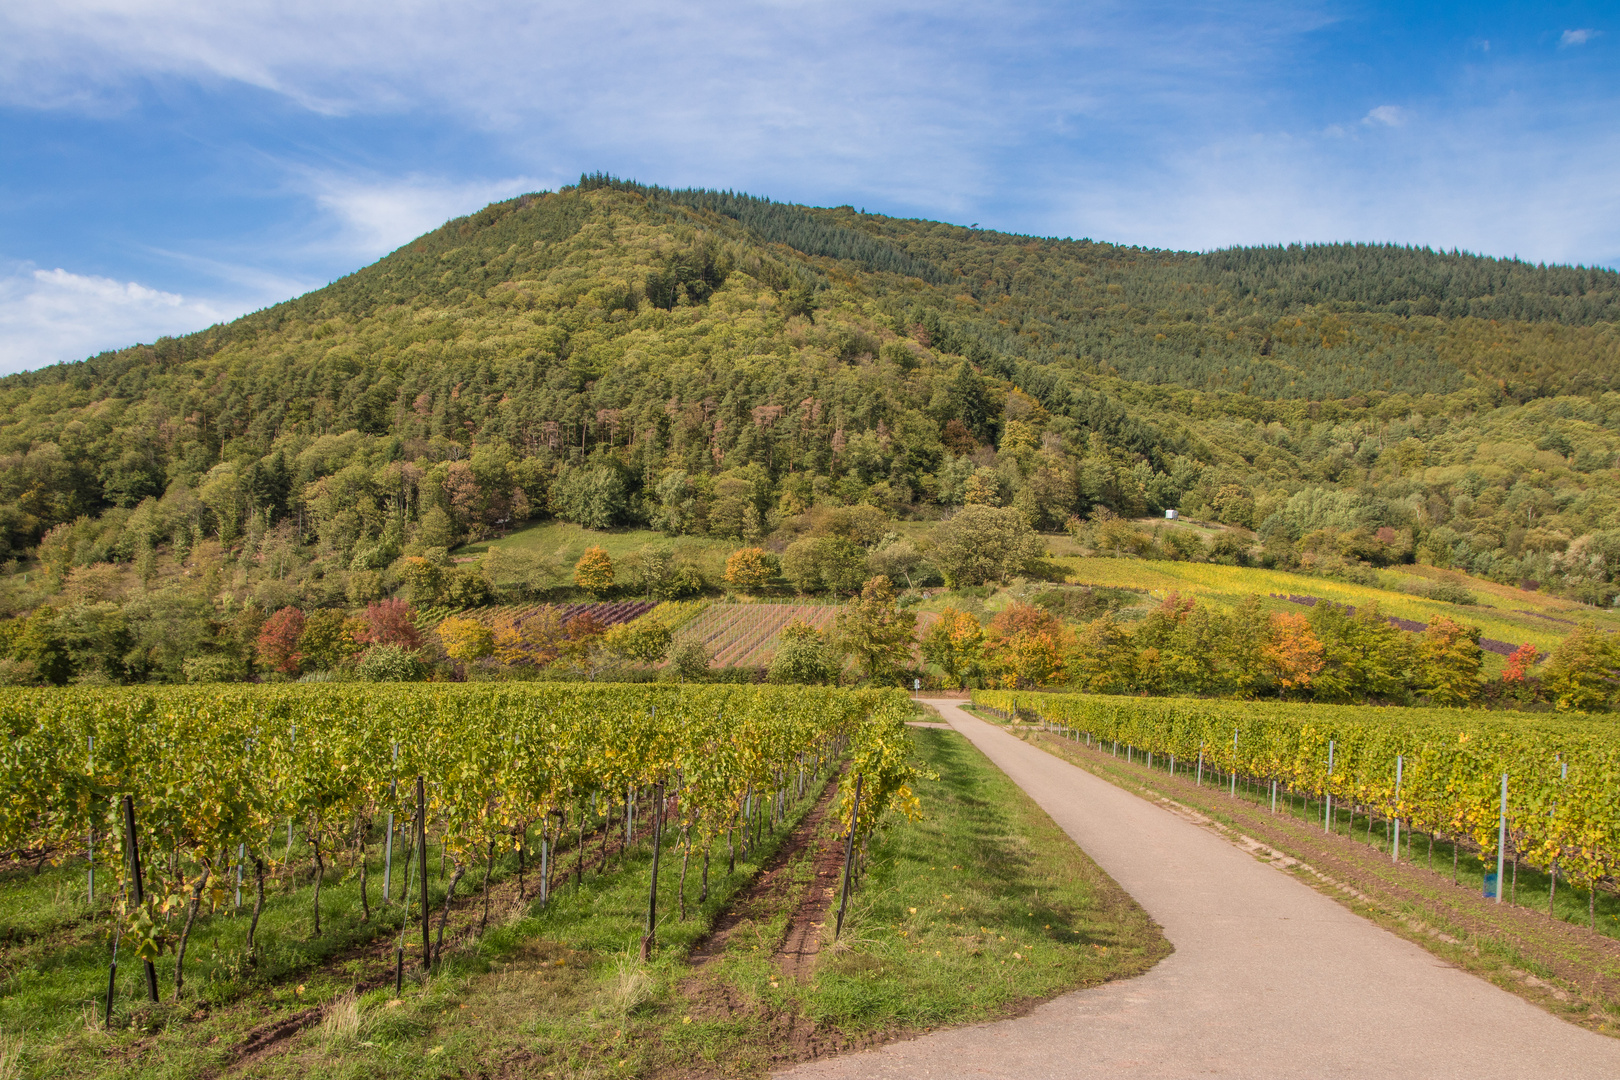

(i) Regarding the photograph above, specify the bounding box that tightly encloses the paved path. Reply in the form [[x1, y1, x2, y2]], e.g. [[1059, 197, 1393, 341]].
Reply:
[[780, 699, 1620, 1079]]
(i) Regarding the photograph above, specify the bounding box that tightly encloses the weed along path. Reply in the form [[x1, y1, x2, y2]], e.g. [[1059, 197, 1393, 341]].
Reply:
[[781, 699, 1620, 1080]]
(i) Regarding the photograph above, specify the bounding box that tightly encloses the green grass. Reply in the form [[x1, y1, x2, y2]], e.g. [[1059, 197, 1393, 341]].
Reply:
[[456, 521, 734, 569], [2, 719, 1168, 1078]]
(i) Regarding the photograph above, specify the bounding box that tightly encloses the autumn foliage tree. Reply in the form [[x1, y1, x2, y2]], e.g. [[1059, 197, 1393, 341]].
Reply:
[[723, 547, 776, 593], [256, 606, 306, 676], [832, 575, 917, 685], [1261, 612, 1325, 693], [1418, 615, 1484, 707], [920, 606, 984, 689], [985, 602, 1069, 689], [357, 599, 422, 651], [437, 615, 494, 664], [573, 546, 614, 598]]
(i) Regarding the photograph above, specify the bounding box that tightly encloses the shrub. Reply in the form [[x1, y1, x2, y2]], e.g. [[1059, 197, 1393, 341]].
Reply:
[[767, 621, 837, 685], [355, 645, 429, 682], [666, 637, 712, 682], [182, 654, 244, 684]]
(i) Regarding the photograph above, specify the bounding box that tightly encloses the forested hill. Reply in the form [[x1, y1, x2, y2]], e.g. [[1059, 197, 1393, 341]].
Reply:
[[3, 174, 1620, 609]]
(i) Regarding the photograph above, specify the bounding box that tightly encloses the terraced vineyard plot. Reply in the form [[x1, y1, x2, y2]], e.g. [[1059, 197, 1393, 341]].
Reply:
[[679, 604, 839, 667], [429, 600, 656, 631]]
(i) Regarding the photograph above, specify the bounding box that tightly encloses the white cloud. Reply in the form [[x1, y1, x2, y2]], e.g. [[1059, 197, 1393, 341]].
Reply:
[[1362, 104, 1408, 127], [0, 265, 235, 374], [1560, 29, 1596, 47], [300, 172, 550, 260], [0, 1, 1335, 215]]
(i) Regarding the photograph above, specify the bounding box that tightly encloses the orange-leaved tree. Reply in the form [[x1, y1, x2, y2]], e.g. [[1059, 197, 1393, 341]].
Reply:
[[985, 602, 1069, 689], [1262, 612, 1325, 694]]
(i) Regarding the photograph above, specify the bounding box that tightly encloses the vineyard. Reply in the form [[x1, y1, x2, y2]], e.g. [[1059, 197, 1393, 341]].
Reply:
[[673, 604, 840, 668], [974, 690, 1620, 916], [0, 683, 916, 1009], [423, 600, 657, 632], [1053, 557, 1617, 658]]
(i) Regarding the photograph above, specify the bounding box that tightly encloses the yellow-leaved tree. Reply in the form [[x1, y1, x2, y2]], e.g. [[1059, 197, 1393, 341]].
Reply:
[[573, 546, 614, 599], [437, 616, 494, 664]]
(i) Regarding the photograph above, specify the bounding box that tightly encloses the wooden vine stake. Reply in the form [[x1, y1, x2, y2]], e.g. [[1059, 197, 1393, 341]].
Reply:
[[834, 773, 863, 941], [121, 794, 160, 1002], [416, 776, 430, 972]]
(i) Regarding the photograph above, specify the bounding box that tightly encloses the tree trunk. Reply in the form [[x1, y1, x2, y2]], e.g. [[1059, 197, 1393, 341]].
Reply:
[[173, 857, 212, 999], [678, 829, 690, 921], [358, 820, 371, 922], [480, 841, 493, 934], [700, 848, 710, 904], [435, 858, 466, 964], [310, 835, 324, 936], [247, 855, 266, 961]]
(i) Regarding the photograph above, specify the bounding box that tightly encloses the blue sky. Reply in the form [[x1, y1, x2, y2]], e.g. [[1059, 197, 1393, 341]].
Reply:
[[0, 1, 1614, 375]]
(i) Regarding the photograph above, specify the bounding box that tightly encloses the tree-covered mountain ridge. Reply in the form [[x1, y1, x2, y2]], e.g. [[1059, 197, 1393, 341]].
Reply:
[[3, 174, 1620, 612]]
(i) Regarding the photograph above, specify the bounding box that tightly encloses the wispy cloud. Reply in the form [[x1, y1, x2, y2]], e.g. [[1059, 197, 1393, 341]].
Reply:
[[299, 172, 550, 260], [1362, 105, 1408, 127], [1560, 29, 1597, 48], [0, 265, 233, 374]]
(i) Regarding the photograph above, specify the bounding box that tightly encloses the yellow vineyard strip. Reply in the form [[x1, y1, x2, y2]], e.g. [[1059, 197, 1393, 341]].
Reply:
[[974, 689, 1620, 894]]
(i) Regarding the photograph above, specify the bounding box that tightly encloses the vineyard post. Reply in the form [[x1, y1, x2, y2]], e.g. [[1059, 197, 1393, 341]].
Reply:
[[286, 725, 297, 875], [87, 736, 94, 904], [1196, 745, 1203, 786], [1323, 740, 1335, 833], [1230, 729, 1238, 797], [416, 777, 430, 971], [1270, 779, 1276, 814], [104, 919, 120, 1027], [1495, 773, 1508, 904], [394, 800, 418, 997], [1391, 756, 1404, 862], [1551, 760, 1567, 915], [121, 794, 159, 1003], [640, 781, 666, 961], [384, 742, 397, 902], [235, 844, 244, 909], [834, 773, 863, 941], [539, 819, 549, 906]]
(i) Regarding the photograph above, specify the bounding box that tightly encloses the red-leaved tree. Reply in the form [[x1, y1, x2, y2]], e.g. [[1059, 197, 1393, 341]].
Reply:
[[257, 607, 306, 675], [357, 599, 422, 651]]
